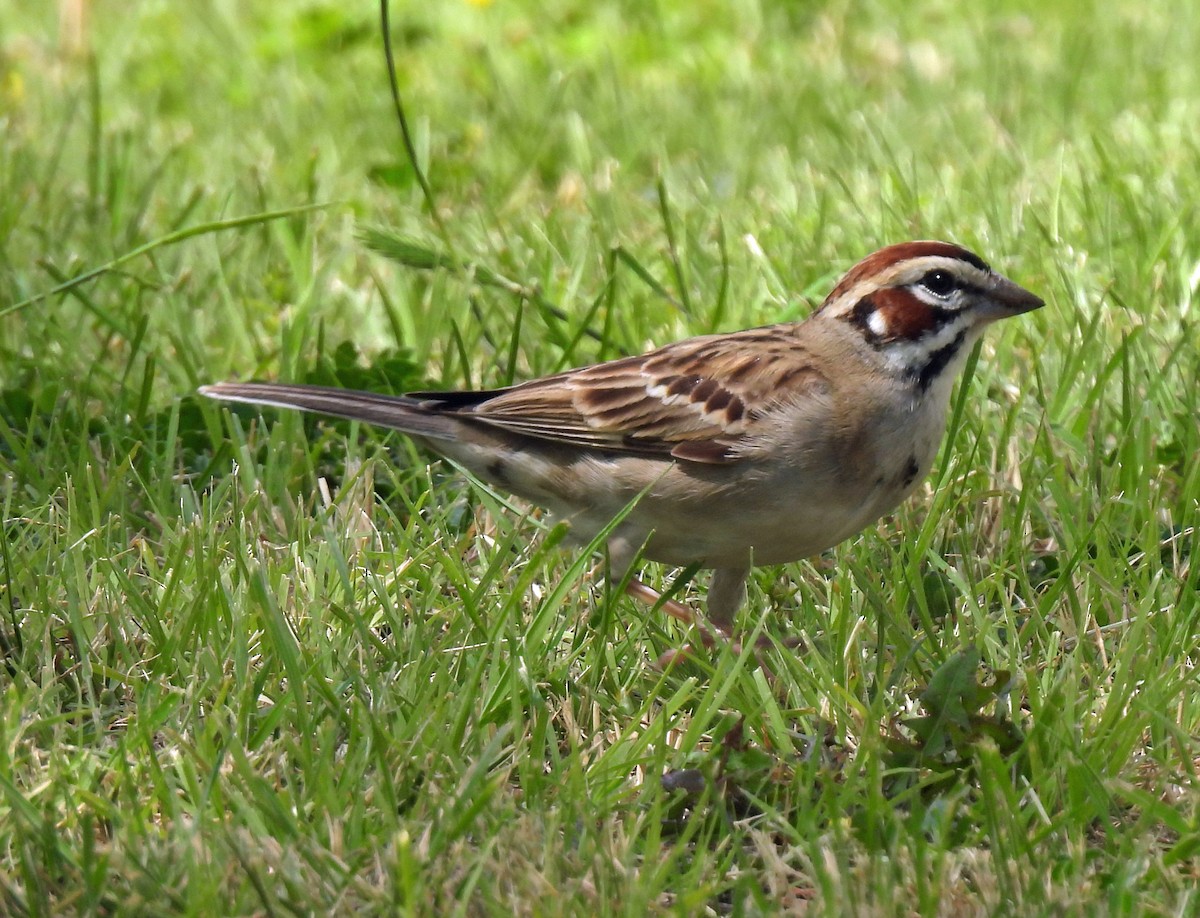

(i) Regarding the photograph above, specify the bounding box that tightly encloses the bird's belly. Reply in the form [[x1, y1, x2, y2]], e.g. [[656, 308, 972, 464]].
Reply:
[[443, 436, 927, 571], [631, 466, 915, 568], [636, 502, 889, 568]]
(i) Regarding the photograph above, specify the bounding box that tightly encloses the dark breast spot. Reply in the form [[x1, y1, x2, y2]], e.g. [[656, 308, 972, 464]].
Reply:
[[485, 459, 510, 486], [882, 455, 922, 491]]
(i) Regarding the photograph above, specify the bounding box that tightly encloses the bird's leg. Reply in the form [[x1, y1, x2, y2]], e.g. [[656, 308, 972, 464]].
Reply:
[[625, 571, 782, 673], [624, 577, 719, 648], [705, 565, 750, 635], [711, 565, 802, 655], [605, 539, 717, 647]]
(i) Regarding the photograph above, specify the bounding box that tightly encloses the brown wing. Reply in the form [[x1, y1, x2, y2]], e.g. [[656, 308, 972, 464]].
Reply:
[[439, 326, 829, 464]]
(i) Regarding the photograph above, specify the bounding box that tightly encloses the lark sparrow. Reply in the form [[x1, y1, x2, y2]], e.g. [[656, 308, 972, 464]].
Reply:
[[202, 241, 1043, 640]]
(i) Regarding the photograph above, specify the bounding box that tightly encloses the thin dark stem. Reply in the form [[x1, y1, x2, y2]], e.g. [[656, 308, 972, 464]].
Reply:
[[380, 0, 448, 239]]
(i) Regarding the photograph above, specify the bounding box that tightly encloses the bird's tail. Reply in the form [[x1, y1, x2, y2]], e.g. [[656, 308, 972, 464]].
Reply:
[[200, 382, 460, 439]]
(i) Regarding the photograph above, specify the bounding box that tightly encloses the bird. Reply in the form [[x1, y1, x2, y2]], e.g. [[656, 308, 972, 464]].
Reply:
[[201, 241, 1043, 644]]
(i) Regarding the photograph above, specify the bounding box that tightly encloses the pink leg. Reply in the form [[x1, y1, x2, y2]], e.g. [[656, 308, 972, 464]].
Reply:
[[624, 574, 795, 674], [623, 578, 721, 649]]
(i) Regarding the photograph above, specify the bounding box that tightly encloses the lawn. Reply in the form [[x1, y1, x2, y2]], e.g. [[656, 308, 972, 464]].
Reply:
[[1, 1, 1198, 914]]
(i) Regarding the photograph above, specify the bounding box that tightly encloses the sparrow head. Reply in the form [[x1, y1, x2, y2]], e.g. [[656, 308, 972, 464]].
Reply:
[[818, 241, 1044, 388]]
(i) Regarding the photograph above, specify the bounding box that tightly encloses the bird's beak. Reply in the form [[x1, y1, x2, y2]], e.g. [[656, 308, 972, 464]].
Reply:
[[978, 272, 1045, 322]]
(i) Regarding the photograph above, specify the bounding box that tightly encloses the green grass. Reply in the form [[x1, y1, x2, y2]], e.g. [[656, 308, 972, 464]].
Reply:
[[2, 0, 1199, 913]]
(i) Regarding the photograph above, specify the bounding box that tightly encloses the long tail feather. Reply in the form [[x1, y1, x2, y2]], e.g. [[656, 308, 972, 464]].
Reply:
[[200, 382, 459, 439]]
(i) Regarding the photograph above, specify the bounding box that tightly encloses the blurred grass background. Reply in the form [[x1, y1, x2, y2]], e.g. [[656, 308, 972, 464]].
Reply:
[[1, 1, 1198, 914]]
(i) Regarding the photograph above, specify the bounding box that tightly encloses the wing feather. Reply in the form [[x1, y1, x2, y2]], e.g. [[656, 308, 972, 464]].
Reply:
[[430, 326, 829, 464]]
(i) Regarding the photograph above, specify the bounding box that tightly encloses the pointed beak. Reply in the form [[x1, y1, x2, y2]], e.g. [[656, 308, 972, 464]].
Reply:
[[977, 272, 1044, 322]]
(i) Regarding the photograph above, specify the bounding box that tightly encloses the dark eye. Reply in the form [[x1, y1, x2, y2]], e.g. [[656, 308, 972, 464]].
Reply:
[[920, 270, 956, 297]]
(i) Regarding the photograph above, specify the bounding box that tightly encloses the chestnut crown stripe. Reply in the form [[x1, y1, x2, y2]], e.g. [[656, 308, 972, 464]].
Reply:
[[820, 240, 991, 305]]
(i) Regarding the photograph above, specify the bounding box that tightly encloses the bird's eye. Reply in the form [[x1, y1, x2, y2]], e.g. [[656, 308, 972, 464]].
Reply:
[[920, 270, 956, 297]]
